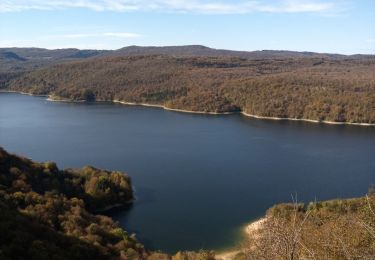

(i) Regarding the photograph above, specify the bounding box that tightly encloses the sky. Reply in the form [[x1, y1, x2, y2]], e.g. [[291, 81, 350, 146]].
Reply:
[[0, 0, 374, 54]]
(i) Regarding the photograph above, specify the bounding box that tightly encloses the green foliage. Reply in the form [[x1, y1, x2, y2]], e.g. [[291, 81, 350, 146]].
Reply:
[[0, 201, 107, 260], [0, 147, 143, 259]]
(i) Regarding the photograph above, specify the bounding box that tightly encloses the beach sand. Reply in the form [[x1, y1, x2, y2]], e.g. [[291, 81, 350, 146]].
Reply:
[[215, 218, 267, 260]]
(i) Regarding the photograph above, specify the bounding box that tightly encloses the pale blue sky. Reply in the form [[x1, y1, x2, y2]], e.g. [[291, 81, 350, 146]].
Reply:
[[1, 0, 374, 54]]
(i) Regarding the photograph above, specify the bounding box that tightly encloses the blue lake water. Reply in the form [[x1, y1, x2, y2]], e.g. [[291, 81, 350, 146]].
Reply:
[[1, 92, 374, 253]]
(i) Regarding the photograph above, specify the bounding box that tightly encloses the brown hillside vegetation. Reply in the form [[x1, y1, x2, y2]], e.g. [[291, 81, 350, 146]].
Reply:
[[7, 55, 375, 124], [242, 194, 375, 260]]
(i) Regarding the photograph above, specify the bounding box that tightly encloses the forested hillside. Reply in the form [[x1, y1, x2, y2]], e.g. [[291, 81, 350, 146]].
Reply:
[[6, 54, 375, 124], [0, 147, 146, 259], [2, 45, 357, 77], [0, 48, 109, 88], [0, 147, 216, 260]]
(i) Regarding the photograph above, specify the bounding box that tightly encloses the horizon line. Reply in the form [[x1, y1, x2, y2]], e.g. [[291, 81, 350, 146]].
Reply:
[[1, 44, 374, 56]]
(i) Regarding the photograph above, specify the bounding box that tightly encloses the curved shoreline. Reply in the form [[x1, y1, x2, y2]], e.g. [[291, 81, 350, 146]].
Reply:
[[1, 90, 374, 126], [116, 100, 375, 126], [216, 218, 267, 260], [240, 112, 375, 126]]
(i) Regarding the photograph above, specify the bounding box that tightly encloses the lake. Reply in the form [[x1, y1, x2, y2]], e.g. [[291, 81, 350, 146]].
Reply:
[[1, 92, 374, 253]]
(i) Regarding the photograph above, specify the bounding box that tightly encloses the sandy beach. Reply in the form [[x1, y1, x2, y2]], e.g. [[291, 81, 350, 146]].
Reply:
[[216, 218, 267, 260], [215, 250, 242, 260]]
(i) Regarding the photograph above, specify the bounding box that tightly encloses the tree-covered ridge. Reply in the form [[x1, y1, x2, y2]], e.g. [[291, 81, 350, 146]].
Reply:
[[0, 148, 134, 211], [0, 147, 146, 259], [6, 55, 375, 124]]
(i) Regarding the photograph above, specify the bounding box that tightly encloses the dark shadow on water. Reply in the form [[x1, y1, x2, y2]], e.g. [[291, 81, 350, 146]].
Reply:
[[104, 204, 157, 250], [133, 186, 158, 205], [103, 186, 159, 250], [102, 202, 134, 215], [103, 186, 158, 216]]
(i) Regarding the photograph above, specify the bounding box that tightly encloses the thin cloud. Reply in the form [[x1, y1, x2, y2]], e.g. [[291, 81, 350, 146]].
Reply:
[[61, 32, 141, 39], [259, 0, 335, 13], [0, 0, 340, 14], [103, 32, 141, 38]]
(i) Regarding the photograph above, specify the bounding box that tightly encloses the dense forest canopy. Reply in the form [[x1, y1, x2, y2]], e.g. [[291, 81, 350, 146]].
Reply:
[[3, 54, 375, 124], [1, 45, 374, 124], [0, 147, 145, 259]]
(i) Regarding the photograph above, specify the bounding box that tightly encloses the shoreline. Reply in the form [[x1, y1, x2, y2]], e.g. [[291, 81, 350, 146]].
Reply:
[[113, 100, 236, 115], [240, 112, 375, 126], [0, 90, 49, 97], [1, 90, 374, 126], [93, 199, 134, 214], [216, 218, 267, 260]]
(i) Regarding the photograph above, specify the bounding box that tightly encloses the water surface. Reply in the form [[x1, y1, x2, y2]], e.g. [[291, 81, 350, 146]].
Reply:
[[1, 93, 374, 253]]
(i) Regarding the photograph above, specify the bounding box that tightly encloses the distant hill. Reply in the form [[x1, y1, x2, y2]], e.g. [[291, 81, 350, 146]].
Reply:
[[0, 48, 111, 87], [7, 54, 375, 124], [111, 45, 352, 59], [1, 45, 374, 124], [2, 44, 373, 75], [0, 47, 109, 61], [0, 51, 27, 61], [0, 47, 110, 76], [2, 45, 373, 66]]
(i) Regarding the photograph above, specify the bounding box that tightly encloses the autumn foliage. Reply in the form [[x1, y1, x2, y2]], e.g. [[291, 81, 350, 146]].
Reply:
[[7, 55, 375, 123]]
